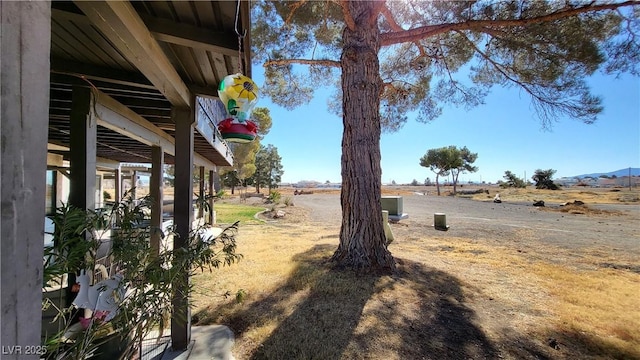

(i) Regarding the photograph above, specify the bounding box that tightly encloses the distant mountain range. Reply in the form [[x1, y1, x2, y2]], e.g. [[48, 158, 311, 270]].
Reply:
[[571, 168, 640, 179]]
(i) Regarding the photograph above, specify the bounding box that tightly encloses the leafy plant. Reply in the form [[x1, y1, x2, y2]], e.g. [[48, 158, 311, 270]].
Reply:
[[43, 190, 242, 359], [267, 190, 281, 204]]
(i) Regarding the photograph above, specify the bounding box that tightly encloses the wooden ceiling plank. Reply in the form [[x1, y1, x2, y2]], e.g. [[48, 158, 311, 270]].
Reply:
[[51, 23, 96, 64], [140, 14, 238, 57], [192, 2, 216, 28], [171, 1, 196, 26], [147, 1, 175, 21], [55, 18, 110, 67], [173, 45, 205, 85], [65, 22, 123, 69], [73, 22, 135, 70], [192, 48, 217, 88], [74, 1, 190, 107], [209, 52, 228, 84]]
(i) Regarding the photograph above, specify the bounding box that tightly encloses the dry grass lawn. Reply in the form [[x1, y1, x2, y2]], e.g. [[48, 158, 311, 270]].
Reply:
[[192, 188, 640, 359]]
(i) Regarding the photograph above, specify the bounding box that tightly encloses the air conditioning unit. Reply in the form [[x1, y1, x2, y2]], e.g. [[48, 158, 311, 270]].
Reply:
[[381, 196, 409, 222], [381, 196, 403, 215]]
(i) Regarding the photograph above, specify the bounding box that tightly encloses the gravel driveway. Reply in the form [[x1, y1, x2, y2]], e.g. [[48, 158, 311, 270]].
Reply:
[[292, 193, 640, 255]]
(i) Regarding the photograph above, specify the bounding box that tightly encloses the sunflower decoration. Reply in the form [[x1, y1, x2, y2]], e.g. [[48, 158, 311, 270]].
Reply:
[[218, 73, 259, 122], [217, 73, 259, 143]]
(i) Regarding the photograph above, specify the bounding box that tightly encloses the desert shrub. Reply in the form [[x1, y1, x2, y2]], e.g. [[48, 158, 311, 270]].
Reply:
[[283, 196, 293, 207], [268, 190, 281, 204]]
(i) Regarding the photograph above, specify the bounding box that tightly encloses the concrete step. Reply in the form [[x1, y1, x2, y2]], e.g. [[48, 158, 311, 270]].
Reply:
[[161, 325, 235, 360]]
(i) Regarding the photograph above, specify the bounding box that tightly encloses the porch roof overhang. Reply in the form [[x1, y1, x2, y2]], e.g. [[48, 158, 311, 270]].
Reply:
[[48, 0, 252, 168]]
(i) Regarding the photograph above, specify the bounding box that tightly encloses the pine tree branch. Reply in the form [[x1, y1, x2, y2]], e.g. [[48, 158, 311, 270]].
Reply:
[[456, 30, 592, 127], [381, 4, 427, 57], [380, 4, 403, 31], [380, 1, 640, 46], [264, 58, 341, 68], [285, 1, 308, 26], [339, 0, 356, 31]]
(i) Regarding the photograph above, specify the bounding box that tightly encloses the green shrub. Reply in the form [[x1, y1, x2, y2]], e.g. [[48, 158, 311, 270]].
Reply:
[[268, 190, 281, 204]]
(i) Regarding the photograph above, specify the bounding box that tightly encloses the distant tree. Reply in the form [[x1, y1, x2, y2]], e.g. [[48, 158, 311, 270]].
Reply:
[[449, 146, 479, 194], [532, 169, 560, 190], [424, 178, 432, 186], [410, 179, 419, 186], [419, 146, 459, 195], [251, 107, 273, 137], [164, 164, 175, 187], [391, 180, 397, 185], [501, 170, 527, 188], [219, 106, 273, 194], [220, 171, 240, 193], [252, 144, 284, 193]]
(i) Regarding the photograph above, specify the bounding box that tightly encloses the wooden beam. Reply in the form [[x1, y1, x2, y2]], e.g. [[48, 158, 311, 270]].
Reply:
[[74, 1, 190, 107], [140, 14, 239, 57], [94, 90, 176, 152], [92, 89, 217, 169], [51, 56, 155, 90], [172, 107, 194, 350]]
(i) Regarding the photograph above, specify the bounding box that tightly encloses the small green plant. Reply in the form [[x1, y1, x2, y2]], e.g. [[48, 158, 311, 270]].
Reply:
[[268, 190, 281, 204], [216, 189, 227, 199]]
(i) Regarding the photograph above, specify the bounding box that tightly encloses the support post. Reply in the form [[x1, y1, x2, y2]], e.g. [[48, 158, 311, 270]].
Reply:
[[150, 146, 164, 256], [0, 1, 51, 356], [68, 85, 97, 310], [130, 171, 137, 200], [69, 86, 97, 211], [208, 169, 215, 225], [114, 167, 122, 200], [171, 106, 194, 350], [198, 166, 205, 219]]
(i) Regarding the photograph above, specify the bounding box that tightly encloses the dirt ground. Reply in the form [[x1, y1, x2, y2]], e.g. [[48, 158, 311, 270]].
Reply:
[[219, 187, 640, 359]]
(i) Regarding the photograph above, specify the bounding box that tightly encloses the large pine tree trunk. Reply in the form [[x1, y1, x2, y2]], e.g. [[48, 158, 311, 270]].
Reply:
[[331, 1, 395, 272]]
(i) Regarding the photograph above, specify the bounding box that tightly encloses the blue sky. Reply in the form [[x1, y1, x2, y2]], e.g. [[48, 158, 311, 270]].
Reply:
[[252, 67, 639, 185]]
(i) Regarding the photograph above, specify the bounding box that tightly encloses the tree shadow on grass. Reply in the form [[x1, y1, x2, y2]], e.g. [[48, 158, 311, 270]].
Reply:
[[195, 244, 498, 359]]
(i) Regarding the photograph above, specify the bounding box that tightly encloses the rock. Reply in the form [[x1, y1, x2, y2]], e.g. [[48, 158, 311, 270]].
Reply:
[[533, 200, 545, 207], [274, 210, 286, 218]]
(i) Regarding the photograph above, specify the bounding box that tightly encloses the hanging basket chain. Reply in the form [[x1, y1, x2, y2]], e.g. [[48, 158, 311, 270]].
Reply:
[[235, 0, 246, 75]]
